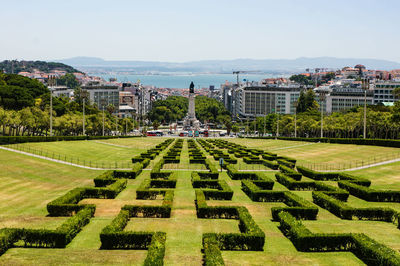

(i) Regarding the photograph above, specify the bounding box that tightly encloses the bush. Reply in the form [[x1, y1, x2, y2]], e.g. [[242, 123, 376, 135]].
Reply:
[[143, 232, 166, 266], [312, 191, 398, 223], [338, 181, 400, 202], [202, 234, 225, 266], [262, 159, 279, 170], [296, 166, 371, 186], [22, 206, 94, 248], [277, 159, 295, 168], [279, 165, 302, 180], [0, 228, 21, 255], [277, 211, 400, 265]]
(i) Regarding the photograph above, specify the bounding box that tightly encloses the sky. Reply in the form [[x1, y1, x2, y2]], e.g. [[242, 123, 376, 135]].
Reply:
[[1, 0, 400, 62]]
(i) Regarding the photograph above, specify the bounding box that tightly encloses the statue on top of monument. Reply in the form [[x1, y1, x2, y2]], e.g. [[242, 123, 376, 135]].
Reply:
[[189, 81, 194, 94]]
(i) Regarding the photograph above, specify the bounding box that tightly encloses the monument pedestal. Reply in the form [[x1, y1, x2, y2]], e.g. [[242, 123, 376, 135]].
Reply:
[[183, 92, 200, 130]]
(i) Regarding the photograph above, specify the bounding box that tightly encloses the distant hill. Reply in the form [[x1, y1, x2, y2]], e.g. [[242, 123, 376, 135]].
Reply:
[[0, 60, 82, 74], [56, 56, 400, 73]]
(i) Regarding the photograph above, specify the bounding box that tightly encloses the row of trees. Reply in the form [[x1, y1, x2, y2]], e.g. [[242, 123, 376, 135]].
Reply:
[[239, 104, 400, 139], [0, 73, 138, 136], [0, 106, 136, 136]]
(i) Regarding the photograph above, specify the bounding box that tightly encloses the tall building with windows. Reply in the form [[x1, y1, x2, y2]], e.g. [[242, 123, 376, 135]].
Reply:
[[234, 85, 304, 118], [81, 85, 120, 110], [372, 81, 400, 104], [321, 88, 374, 113]]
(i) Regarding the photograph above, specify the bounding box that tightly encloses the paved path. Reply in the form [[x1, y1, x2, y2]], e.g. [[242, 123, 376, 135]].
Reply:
[[0, 146, 131, 170], [318, 157, 400, 172]]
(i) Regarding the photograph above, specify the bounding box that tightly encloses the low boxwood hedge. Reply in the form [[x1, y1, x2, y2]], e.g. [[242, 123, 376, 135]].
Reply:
[[338, 181, 400, 202], [277, 211, 400, 265]]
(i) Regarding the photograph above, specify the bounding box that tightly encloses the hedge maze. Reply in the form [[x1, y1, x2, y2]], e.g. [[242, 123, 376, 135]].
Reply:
[[198, 139, 400, 265], [1, 137, 400, 265]]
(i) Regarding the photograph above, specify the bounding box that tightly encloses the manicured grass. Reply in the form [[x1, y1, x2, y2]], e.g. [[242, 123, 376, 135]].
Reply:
[[350, 161, 400, 189], [5, 137, 165, 165], [1, 138, 399, 265], [0, 149, 96, 220], [230, 138, 400, 166]]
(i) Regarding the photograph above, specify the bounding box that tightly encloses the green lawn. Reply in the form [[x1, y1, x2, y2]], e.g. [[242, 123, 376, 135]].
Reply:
[[1, 138, 399, 265], [349, 161, 400, 189], [4, 137, 165, 166], [230, 138, 400, 168]]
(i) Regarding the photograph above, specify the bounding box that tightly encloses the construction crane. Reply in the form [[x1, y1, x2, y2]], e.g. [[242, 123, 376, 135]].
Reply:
[[232, 70, 261, 86]]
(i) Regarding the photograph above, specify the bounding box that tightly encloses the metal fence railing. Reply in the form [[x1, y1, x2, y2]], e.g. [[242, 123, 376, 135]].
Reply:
[[5, 143, 133, 169], [297, 151, 400, 171]]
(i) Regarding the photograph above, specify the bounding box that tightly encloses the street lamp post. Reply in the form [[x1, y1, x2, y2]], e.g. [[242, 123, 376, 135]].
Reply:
[[101, 98, 106, 136], [48, 75, 55, 136], [115, 116, 118, 136], [274, 94, 279, 140], [82, 90, 88, 136], [50, 87, 53, 136], [363, 78, 368, 139], [319, 91, 326, 138], [293, 101, 298, 138]]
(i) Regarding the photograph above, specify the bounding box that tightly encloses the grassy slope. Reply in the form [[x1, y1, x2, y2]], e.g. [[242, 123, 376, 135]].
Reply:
[[230, 138, 400, 165], [2, 139, 400, 265], [5, 137, 165, 164]]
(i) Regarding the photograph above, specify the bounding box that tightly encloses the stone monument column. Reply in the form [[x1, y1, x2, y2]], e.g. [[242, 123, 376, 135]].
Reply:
[[188, 82, 196, 121], [184, 81, 200, 130]]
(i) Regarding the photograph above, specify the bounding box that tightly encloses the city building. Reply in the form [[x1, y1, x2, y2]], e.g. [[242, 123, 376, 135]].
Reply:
[[50, 86, 73, 98], [315, 87, 374, 113], [81, 84, 120, 110], [372, 80, 400, 104], [233, 85, 305, 118]]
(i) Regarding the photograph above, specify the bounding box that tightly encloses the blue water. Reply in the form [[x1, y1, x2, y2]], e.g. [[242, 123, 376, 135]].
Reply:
[[95, 73, 279, 89]]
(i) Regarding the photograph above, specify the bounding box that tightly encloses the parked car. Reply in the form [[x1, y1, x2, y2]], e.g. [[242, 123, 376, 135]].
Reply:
[[146, 131, 157, 136], [179, 131, 188, 137]]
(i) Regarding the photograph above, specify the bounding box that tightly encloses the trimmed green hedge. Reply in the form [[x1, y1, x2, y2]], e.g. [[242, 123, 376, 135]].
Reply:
[[241, 181, 317, 220], [279, 165, 302, 180], [202, 234, 224, 266], [196, 189, 265, 261], [338, 181, 400, 202], [312, 191, 399, 225], [100, 209, 167, 264], [277, 159, 295, 169], [226, 165, 274, 183], [275, 173, 349, 201], [277, 211, 400, 265], [262, 159, 279, 170], [192, 174, 233, 200], [21, 206, 94, 248], [0, 228, 21, 255], [296, 166, 371, 186]]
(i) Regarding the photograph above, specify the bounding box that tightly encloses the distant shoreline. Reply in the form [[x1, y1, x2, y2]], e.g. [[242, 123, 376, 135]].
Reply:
[[93, 72, 284, 89]]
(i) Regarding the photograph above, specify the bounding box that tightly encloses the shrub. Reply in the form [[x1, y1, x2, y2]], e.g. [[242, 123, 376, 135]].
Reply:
[[0, 228, 21, 255], [22, 206, 94, 248], [143, 232, 166, 266], [296, 166, 371, 186], [279, 165, 302, 180], [277, 211, 400, 265], [202, 234, 224, 266], [262, 159, 279, 170], [312, 191, 398, 223], [277, 159, 295, 168], [338, 181, 400, 202]]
